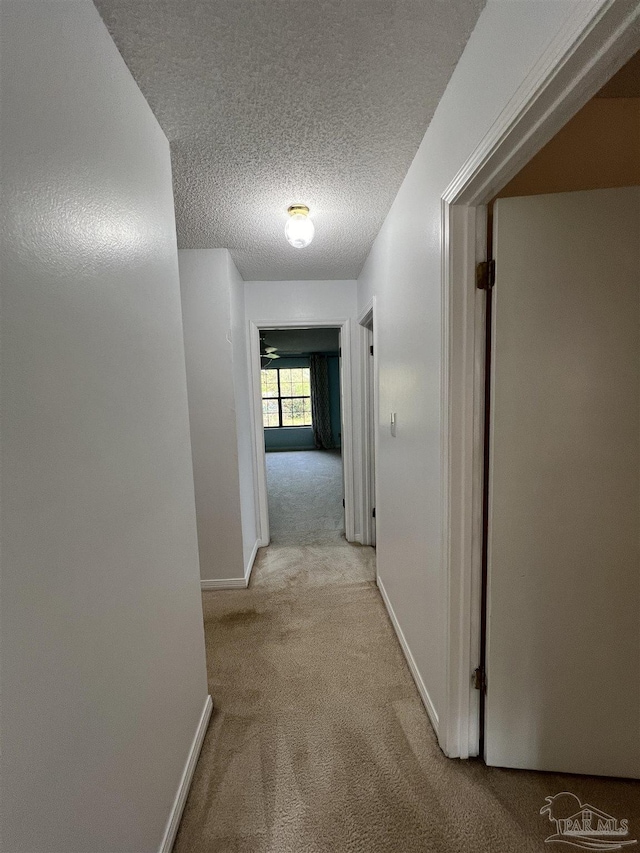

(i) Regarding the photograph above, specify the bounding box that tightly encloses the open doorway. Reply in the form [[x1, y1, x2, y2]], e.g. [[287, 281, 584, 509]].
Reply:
[[249, 318, 356, 548], [477, 51, 640, 776], [259, 327, 344, 545], [440, 7, 639, 762]]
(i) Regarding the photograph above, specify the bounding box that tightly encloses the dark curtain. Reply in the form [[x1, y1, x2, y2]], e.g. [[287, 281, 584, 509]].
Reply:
[[310, 354, 333, 449]]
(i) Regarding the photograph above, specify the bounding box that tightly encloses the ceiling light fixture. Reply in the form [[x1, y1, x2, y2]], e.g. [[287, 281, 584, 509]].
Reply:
[[285, 204, 314, 249]]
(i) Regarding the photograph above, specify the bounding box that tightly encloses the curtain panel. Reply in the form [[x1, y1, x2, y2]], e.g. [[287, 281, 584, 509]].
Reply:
[[309, 354, 334, 449]]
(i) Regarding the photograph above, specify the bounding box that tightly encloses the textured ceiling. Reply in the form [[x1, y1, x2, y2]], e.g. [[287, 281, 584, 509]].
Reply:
[[93, 0, 485, 280]]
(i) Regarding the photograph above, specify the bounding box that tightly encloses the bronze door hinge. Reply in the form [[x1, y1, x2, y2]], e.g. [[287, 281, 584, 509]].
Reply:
[[476, 260, 496, 291]]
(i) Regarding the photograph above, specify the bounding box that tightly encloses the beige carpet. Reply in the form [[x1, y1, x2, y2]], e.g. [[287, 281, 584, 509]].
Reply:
[[174, 535, 640, 852]]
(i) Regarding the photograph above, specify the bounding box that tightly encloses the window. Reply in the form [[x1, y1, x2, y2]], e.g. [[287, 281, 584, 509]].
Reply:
[[262, 367, 312, 428]]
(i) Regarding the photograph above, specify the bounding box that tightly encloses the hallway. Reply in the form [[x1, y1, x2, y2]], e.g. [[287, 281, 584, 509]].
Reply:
[[5, 3, 640, 851], [174, 537, 640, 852]]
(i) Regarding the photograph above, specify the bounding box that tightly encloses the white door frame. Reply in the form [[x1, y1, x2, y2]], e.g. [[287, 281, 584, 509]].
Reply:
[[440, 0, 640, 759], [248, 318, 356, 546], [357, 299, 378, 547]]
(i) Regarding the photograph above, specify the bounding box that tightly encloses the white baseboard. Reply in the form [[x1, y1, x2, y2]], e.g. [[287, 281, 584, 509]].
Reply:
[[200, 539, 261, 591], [376, 576, 440, 735], [159, 694, 212, 853], [244, 538, 260, 586], [201, 577, 246, 590]]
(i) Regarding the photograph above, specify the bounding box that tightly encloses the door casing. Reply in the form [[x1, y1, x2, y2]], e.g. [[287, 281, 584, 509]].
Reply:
[[357, 298, 378, 548]]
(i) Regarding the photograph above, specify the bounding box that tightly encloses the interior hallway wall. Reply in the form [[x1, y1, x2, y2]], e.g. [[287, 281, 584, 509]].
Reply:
[[244, 280, 361, 537], [0, 2, 209, 850], [229, 255, 260, 571], [179, 249, 258, 581], [356, 0, 583, 745]]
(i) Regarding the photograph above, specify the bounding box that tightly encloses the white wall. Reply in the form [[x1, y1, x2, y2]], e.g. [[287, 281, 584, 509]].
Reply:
[[0, 2, 209, 851], [229, 258, 260, 568], [244, 280, 362, 538], [244, 279, 358, 323], [357, 0, 579, 736], [179, 249, 257, 581]]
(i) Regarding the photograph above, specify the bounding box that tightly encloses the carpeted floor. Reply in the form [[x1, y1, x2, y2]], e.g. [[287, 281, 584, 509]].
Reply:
[[265, 449, 344, 546], [174, 521, 640, 851]]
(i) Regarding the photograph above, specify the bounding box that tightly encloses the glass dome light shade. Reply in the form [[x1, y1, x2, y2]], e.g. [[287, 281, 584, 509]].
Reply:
[[285, 212, 314, 248]]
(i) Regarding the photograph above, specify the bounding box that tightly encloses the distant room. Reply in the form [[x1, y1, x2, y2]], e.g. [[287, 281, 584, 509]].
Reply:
[[260, 327, 344, 545]]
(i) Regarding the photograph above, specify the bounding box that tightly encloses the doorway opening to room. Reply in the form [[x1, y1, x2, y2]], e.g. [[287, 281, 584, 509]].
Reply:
[[441, 26, 640, 766], [476, 50, 640, 775], [259, 327, 344, 545], [249, 320, 358, 549]]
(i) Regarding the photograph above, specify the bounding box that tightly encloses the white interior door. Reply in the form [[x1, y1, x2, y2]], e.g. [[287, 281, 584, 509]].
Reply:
[[485, 187, 640, 777]]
